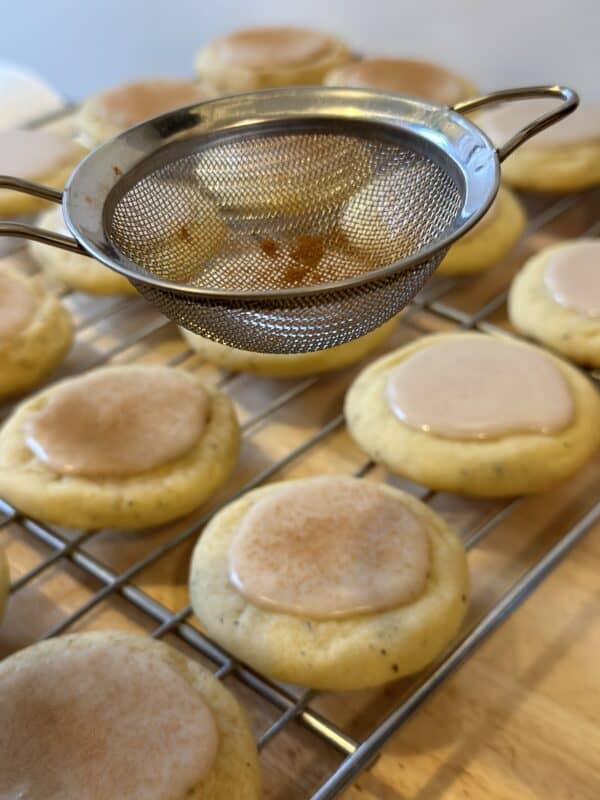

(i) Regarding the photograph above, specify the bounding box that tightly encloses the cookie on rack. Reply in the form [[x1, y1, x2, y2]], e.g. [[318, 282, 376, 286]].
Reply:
[[0, 261, 73, 401], [195, 26, 352, 92], [476, 100, 600, 192], [0, 631, 260, 799], [30, 207, 137, 295], [0, 548, 8, 621], [190, 475, 468, 690], [179, 315, 398, 378], [0, 365, 239, 529], [438, 185, 526, 276], [77, 77, 215, 145], [324, 56, 476, 105], [0, 130, 87, 217], [508, 239, 600, 367], [345, 332, 600, 496]]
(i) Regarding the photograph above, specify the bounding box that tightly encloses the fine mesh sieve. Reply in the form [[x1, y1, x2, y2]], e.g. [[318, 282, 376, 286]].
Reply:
[[0, 85, 577, 353]]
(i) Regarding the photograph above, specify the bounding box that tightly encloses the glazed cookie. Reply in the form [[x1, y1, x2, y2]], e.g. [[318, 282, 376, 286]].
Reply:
[[0, 548, 8, 621], [438, 185, 526, 276], [180, 315, 398, 377], [0, 631, 260, 799], [195, 26, 352, 92], [325, 57, 476, 105], [190, 476, 468, 690], [345, 332, 600, 496], [477, 100, 600, 192], [30, 207, 137, 295], [509, 239, 600, 367], [0, 130, 87, 216], [77, 78, 214, 145], [0, 263, 73, 401], [0, 365, 239, 529]]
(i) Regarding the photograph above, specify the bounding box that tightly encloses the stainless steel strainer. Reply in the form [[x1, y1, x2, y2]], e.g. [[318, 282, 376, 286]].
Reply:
[[0, 85, 577, 353]]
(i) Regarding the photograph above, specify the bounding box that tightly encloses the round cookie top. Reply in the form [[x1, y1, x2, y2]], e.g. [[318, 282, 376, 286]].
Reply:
[[386, 335, 574, 439], [0, 634, 218, 799], [229, 476, 430, 619], [326, 57, 471, 106], [478, 101, 600, 148], [0, 129, 84, 180], [0, 270, 37, 341], [85, 78, 212, 130], [24, 366, 209, 477], [544, 239, 600, 318], [213, 26, 334, 69]]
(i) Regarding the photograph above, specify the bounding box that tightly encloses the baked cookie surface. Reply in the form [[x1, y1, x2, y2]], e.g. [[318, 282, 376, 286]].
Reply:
[[195, 26, 352, 91], [325, 56, 476, 106], [0, 263, 73, 401], [190, 476, 468, 690], [438, 185, 526, 275], [345, 332, 600, 496], [77, 77, 214, 144], [509, 240, 600, 368], [0, 365, 240, 529], [180, 315, 398, 377], [477, 101, 600, 193], [30, 207, 137, 295], [0, 631, 260, 800], [0, 130, 86, 216]]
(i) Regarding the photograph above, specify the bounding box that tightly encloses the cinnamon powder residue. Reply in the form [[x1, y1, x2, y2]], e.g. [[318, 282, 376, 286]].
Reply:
[[260, 238, 279, 258], [289, 235, 324, 270]]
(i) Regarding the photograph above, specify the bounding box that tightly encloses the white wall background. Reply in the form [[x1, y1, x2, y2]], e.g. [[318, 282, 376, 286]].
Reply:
[[1, 0, 598, 101]]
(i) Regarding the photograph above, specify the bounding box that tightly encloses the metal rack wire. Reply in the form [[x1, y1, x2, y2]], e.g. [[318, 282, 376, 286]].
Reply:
[[1, 105, 599, 798]]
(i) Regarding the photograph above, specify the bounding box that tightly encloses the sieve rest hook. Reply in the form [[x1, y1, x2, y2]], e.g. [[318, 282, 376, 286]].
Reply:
[[453, 85, 579, 162], [0, 176, 89, 255]]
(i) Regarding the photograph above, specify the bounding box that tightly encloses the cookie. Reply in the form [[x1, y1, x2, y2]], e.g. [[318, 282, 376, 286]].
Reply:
[[0, 365, 239, 529], [0, 262, 73, 401], [0, 631, 260, 799], [0, 548, 8, 621], [345, 332, 600, 496], [477, 101, 600, 192], [438, 185, 526, 276], [195, 26, 352, 92], [180, 315, 398, 377], [0, 130, 87, 216], [325, 57, 476, 106], [77, 78, 214, 144], [509, 239, 600, 367], [30, 207, 137, 295], [190, 476, 468, 690]]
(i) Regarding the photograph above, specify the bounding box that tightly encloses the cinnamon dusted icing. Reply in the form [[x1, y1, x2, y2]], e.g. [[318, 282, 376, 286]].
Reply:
[[229, 477, 430, 619], [544, 239, 600, 318], [0, 130, 82, 180], [0, 639, 218, 799], [478, 101, 600, 148], [328, 57, 471, 105], [386, 336, 574, 439], [90, 78, 210, 129], [0, 271, 36, 341], [215, 27, 332, 68], [24, 367, 209, 477]]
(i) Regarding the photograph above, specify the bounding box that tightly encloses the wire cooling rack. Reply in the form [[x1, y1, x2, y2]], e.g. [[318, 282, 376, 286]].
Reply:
[[1, 105, 599, 799]]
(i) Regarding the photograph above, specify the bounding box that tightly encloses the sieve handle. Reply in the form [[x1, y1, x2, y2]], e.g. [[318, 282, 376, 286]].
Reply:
[[452, 85, 579, 162], [0, 175, 89, 255]]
